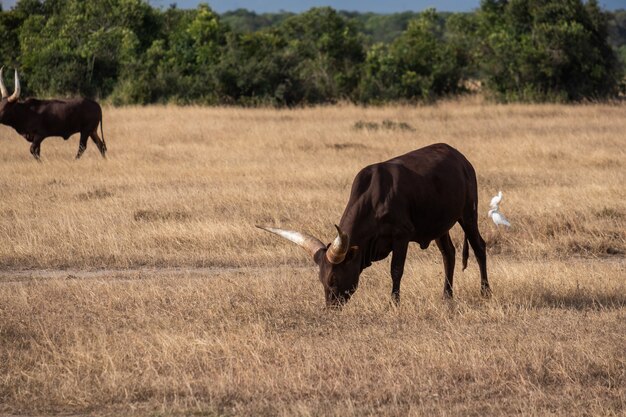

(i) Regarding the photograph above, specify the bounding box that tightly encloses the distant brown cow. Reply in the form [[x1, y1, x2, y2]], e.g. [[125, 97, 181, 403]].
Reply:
[[0, 68, 106, 160], [258, 143, 490, 307]]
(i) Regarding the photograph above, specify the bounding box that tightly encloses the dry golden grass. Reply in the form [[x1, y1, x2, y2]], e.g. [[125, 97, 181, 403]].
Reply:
[[0, 100, 624, 416]]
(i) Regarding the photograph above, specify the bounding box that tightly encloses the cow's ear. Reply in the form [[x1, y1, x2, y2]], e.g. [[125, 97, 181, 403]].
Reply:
[[313, 248, 326, 266], [344, 246, 360, 263]]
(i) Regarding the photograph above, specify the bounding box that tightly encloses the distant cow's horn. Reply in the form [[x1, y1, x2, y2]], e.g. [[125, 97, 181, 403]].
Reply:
[[0, 67, 8, 99], [7, 70, 20, 103], [256, 225, 326, 260], [326, 224, 349, 264]]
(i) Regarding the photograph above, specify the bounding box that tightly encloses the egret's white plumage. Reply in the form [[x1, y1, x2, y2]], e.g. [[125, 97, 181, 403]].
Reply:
[[490, 191, 503, 210], [488, 209, 511, 227], [488, 191, 511, 227]]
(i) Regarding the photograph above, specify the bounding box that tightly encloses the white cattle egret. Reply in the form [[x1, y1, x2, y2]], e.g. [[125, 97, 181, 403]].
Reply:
[[490, 191, 503, 210], [488, 209, 511, 227]]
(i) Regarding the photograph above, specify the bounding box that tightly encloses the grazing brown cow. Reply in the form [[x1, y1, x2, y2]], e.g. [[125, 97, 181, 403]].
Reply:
[[258, 143, 490, 307], [0, 68, 106, 160]]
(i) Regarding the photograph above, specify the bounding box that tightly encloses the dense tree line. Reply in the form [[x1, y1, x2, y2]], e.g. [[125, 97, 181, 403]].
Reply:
[[0, 0, 623, 105]]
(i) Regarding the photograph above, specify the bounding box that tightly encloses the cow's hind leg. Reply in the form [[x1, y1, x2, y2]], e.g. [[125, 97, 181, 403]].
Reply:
[[435, 231, 456, 298], [460, 219, 490, 297], [76, 132, 89, 159], [90, 129, 106, 158]]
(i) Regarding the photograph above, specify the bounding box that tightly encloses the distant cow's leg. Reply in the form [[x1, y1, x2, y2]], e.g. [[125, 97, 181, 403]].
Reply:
[[390, 240, 409, 304], [76, 132, 89, 159], [90, 129, 106, 158], [30, 136, 43, 161], [436, 231, 456, 298], [461, 219, 490, 297]]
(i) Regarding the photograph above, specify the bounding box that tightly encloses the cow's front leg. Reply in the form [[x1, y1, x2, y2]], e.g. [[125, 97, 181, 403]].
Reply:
[[30, 137, 43, 161], [390, 240, 409, 305]]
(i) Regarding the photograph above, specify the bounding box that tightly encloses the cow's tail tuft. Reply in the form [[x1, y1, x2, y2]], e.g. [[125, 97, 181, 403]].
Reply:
[[462, 234, 469, 270]]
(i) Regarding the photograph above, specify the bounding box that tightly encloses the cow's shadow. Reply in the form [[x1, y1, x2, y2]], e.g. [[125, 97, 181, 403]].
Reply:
[[448, 288, 626, 312], [534, 291, 626, 311]]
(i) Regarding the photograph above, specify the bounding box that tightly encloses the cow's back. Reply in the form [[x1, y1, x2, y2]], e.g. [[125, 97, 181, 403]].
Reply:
[[25, 98, 101, 137], [387, 143, 477, 201], [342, 143, 477, 244]]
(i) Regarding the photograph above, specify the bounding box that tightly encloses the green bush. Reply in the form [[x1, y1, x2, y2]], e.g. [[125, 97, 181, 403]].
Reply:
[[359, 9, 471, 103], [0, 0, 623, 105], [477, 0, 623, 102]]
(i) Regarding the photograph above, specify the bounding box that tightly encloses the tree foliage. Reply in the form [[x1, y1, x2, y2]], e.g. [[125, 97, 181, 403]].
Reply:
[[477, 0, 622, 101], [0, 0, 623, 105], [359, 9, 472, 103]]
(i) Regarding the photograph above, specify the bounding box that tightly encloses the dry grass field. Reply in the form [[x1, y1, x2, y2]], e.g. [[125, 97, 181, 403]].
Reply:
[[0, 100, 624, 416]]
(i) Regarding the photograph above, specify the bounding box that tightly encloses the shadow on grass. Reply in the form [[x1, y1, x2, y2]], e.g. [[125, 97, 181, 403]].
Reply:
[[460, 287, 626, 312], [535, 291, 626, 311]]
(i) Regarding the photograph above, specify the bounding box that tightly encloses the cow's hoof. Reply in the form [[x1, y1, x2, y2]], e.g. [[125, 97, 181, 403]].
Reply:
[[388, 299, 400, 310]]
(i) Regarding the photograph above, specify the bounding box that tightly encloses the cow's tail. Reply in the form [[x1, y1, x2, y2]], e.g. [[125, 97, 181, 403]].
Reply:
[[462, 234, 469, 270], [100, 112, 107, 153]]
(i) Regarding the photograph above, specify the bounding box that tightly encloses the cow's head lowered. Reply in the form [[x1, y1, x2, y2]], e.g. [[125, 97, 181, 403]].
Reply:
[[257, 225, 360, 307]]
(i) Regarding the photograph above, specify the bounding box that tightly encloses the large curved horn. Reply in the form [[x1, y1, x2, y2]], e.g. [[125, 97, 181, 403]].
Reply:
[[8, 70, 20, 103], [326, 224, 349, 264], [256, 225, 325, 260], [0, 67, 8, 99]]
